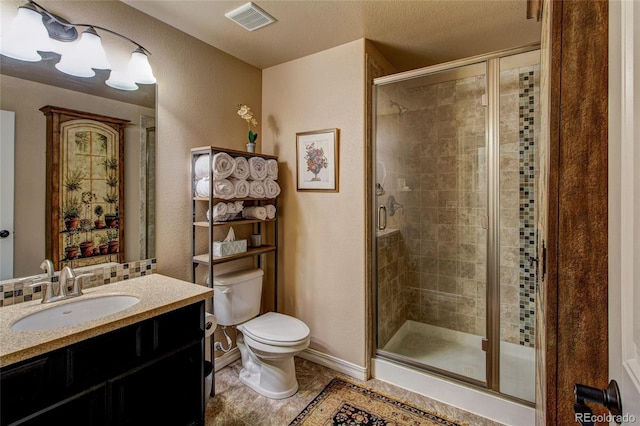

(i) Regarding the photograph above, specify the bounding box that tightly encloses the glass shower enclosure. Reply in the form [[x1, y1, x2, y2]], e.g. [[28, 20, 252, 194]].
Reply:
[[373, 48, 539, 403]]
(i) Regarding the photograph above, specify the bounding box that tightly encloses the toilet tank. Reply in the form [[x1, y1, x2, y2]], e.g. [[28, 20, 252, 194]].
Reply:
[[213, 268, 263, 326]]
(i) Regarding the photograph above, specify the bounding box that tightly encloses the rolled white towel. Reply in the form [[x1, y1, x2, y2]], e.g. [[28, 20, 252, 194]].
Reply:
[[213, 152, 236, 179], [263, 178, 281, 198], [232, 156, 250, 180], [266, 159, 278, 180], [230, 178, 250, 198], [207, 203, 228, 222], [227, 201, 244, 214], [249, 180, 265, 198], [213, 179, 236, 199], [195, 178, 210, 197], [265, 204, 276, 220], [248, 157, 268, 180], [242, 206, 268, 220], [195, 155, 210, 179]]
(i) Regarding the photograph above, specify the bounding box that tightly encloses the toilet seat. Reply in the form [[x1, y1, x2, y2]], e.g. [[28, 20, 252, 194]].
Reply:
[[239, 312, 310, 347]]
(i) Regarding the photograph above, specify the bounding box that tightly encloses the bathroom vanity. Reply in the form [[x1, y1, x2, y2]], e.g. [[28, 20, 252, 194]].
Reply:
[[0, 275, 213, 426]]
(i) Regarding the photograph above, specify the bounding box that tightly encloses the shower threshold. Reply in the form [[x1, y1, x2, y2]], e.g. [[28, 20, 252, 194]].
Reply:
[[381, 320, 535, 402]]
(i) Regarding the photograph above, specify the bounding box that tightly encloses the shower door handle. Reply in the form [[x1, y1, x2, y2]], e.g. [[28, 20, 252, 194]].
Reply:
[[378, 205, 387, 230]]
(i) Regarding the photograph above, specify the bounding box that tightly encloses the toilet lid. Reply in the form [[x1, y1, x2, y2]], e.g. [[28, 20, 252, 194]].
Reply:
[[240, 312, 310, 346]]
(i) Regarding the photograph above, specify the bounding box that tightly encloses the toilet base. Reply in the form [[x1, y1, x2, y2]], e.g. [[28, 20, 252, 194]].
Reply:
[[239, 366, 299, 399], [237, 333, 302, 399]]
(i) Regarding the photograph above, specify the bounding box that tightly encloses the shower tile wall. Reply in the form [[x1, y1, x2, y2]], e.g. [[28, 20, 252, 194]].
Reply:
[[499, 65, 539, 347], [403, 74, 487, 336], [377, 230, 406, 347]]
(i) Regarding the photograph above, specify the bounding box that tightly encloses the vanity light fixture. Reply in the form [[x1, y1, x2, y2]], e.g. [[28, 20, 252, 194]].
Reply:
[[0, 0, 156, 91]]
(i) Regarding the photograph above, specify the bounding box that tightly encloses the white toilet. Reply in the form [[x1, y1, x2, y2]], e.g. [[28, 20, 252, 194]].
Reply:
[[213, 268, 310, 399]]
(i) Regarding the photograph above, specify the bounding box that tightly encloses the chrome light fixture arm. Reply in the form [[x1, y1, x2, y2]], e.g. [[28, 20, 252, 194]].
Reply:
[[27, 0, 152, 55]]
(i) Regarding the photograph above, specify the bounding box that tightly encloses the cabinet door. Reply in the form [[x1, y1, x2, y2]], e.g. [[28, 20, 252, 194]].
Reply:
[[0, 352, 66, 425], [17, 385, 107, 426], [110, 342, 203, 426]]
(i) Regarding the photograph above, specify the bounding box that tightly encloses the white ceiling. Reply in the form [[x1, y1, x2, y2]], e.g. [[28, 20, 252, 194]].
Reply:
[[123, 0, 542, 72]]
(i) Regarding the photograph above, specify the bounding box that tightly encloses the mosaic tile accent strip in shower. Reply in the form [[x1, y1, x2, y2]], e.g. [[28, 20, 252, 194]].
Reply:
[[0, 258, 157, 307], [519, 70, 537, 347]]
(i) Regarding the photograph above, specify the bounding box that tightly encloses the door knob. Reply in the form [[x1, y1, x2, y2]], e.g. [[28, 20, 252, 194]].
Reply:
[[0, 230, 10, 238], [574, 380, 623, 425]]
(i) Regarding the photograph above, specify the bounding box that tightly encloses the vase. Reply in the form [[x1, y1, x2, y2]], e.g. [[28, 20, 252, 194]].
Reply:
[[246, 142, 256, 153], [311, 171, 321, 182]]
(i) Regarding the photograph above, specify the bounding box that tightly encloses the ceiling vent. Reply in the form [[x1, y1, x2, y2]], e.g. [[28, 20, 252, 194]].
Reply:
[[225, 2, 276, 32]]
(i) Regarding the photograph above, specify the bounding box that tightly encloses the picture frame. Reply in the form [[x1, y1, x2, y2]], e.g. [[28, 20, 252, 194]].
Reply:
[[40, 105, 129, 270], [296, 128, 339, 192]]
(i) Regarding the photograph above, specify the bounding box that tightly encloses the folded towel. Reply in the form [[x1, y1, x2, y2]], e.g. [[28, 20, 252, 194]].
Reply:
[[248, 157, 268, 181], [195, 178, 210, 198], [229, 178, 250, 198], [242, 206, 268, 220], [266, 159, 278, 180], [213, 152, 236, 179], [265, 204, 276, 220], [263, 178, 281, 198], [207, 203, 228, 222], [195, 155, 210, 179], [213, 179, 236, 199], [232, 156, 250, 180], [249, 180, 265, 198]]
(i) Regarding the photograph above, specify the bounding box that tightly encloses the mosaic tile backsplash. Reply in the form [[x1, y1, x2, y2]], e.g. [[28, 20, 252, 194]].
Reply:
[[0, 259, 156, 307]]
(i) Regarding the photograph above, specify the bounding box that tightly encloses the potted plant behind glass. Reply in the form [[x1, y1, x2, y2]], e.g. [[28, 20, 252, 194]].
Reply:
[[94, 205, 105, 229], [237, 104, 258, 152], [64, 235, 78, 260], [62, 169, 84, 230], [62, 197, 82, 230], [97, 234, 109, 255], [101, 158, 119, 227], [106, 229, 119, 254]]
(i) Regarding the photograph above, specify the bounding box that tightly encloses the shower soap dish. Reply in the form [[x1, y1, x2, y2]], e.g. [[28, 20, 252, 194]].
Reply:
[[213, 227, 247, 257]]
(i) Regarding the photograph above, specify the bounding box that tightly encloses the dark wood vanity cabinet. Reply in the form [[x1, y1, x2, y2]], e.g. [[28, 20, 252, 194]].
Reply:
[[0, 302, 205, 426]]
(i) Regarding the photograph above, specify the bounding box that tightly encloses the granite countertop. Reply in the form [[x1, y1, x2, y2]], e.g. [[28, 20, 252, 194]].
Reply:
[[0, 274, 213, 368]]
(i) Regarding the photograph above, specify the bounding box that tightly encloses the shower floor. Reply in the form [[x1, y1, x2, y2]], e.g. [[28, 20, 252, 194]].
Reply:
[[382, 320, 535, 402]]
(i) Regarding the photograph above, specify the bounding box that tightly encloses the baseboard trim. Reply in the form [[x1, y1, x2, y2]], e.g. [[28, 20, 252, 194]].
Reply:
[[298, 348, 367, 381], [214, 347, 240, 372]]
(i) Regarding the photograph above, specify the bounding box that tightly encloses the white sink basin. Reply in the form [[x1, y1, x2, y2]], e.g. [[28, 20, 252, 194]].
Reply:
[[11, 295, 140, 331]]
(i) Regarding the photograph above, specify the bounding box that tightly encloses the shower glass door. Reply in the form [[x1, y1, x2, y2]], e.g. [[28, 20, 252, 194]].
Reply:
[[497, 50, 540, 402], [375, 61, 489, 385]]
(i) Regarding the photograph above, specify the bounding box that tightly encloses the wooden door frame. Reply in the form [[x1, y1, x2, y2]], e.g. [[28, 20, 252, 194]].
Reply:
[[543, 0, 610, 424]]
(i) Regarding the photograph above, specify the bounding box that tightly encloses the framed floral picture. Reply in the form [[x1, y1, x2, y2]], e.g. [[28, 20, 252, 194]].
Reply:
[[296, 128, 339, 192]]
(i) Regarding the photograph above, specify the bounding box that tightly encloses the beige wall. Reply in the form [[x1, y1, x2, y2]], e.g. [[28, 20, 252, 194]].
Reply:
[[1, 0, 263, 280], [262, 40, 367, 367]]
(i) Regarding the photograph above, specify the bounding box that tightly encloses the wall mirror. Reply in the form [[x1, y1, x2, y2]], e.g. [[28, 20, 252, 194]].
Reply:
[[0, 49, 156, 278]]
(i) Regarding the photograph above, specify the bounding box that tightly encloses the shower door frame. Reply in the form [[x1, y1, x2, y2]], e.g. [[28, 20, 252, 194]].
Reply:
[[370, 44, 540, 401]]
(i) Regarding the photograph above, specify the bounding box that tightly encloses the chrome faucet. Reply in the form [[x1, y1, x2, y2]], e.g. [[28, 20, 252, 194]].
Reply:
[[28, 266, 92, 304], [58, 266, 75, 298], [40, 259, 54, 278]]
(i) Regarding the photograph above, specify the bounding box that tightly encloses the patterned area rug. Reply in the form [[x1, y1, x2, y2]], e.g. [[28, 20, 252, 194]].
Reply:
[[289, 378, 462, 426]]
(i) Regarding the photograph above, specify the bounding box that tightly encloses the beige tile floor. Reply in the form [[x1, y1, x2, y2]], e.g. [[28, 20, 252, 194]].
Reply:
[[205, 357, 505, 426]]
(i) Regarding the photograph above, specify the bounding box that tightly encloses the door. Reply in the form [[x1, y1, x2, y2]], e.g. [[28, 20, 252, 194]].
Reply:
[[609, 0, 640, 422], [0, 110, 15, 280], [540, 0, 640, 424]]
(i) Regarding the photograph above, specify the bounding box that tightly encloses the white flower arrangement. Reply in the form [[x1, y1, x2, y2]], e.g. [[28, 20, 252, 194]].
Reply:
[[237, 104, 258, 143]]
